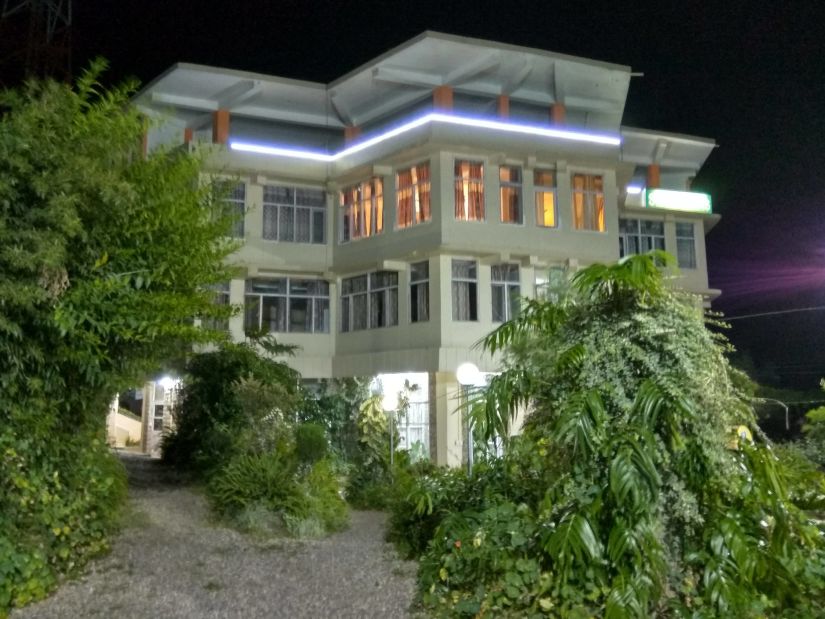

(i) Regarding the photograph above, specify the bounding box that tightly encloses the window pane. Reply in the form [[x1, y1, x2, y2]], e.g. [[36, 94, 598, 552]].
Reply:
[[452, 259, 477, 280], [455, 161, 484, 221], [491, 285, 506, 322], [311, 210, 325, 244], [295, 187, 325, 207], [536, 191, 556, 227], [411, 282, 429, 322], [244, 295, 260, 331], [534, 169, 554, 186], [678, 238, 697, 268], [261, 296, 287, 332], [295, 208, 311, 243], [341, 298, 350, 332], [410, 261, 429, 282], [247, 279, 287, 294], [279, 206, 295, 242], [676, 222, 695, 238], [508, 284, 521, 319], [289, 297, 311, 332], [263, 204, 278, 240], [314, 298, 330, 332], [352, 294, 368, 330], [500, 186, 521, 223]]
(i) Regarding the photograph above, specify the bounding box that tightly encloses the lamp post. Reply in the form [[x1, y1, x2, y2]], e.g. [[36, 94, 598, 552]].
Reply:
[[456, 362, 482, 476], [381, 391, 399, 467]]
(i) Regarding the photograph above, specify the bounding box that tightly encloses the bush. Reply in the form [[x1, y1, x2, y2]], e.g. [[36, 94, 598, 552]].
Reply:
[[295, 423, 328, 465]]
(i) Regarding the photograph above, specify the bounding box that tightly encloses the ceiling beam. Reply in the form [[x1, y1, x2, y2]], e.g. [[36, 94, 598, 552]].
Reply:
[[328, 90, 353, 126], [445, 53, 500, 85], [151, 92, 217, 111], [652, 139, 670, 163], [213, 79, 261, 108], [233, 105, 345, 128], [353, 88, 431, 126], [501, 60, 532, 95], [372, 65, 443, 88], [563, 95, 624, 112]]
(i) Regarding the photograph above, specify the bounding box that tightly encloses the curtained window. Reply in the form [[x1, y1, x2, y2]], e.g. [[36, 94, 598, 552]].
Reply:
[[224, 182, 246, 238], [452, 259, 478, 321], [202, 282, 230, 332], [499, 166, 522, 224], [534, 169, 557, 228], [410, 261, 429, 323], [454, 161, 484, 221], [340, 178, 384, 242], [244, 278, 329, 334], [676, 222, 697, 268], [571, 173, 605, 231], [341, 271, 398, 332], [619, 218, 665, 257], [491, 264, 520, 322], [397, 163, 431, 228], [262, 185, 326, 244]]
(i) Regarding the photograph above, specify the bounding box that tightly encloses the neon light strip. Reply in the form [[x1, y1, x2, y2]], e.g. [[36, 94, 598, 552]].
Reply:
[[229, 112, 621, 161]]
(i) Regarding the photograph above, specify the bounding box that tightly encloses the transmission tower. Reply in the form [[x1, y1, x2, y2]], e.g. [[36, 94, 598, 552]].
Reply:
[[0, 0, 72, 85]]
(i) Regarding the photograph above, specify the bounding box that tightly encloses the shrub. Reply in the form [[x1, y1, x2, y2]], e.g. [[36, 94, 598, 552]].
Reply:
[[295, 423, 328, 465]]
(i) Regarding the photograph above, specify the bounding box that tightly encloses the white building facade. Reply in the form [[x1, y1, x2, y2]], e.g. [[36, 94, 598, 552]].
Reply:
[[137, 32, 720, 466]]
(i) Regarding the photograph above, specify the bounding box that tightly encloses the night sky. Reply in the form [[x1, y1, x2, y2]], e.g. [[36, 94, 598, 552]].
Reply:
[[5, 1, 825, 387]]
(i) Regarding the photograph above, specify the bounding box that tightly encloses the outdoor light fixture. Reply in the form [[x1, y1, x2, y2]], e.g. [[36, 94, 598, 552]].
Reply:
[[230, 112, 621, 162], [456, 362, 483, 387], [381, 391, 399, 412], [645, 188, 712, 214], [626, 185, 643, 195], [158, 375, 177, 390]]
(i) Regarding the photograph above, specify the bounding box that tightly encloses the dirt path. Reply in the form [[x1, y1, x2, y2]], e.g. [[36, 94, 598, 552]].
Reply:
[[13, 453, 418, 619]]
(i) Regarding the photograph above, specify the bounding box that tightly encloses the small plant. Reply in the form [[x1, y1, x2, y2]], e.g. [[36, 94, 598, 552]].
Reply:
[[295, 423, 328, 465]]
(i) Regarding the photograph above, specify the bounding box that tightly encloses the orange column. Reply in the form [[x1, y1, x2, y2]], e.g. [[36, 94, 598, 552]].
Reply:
[[646, 164, 661, 189], [344, 126, 361, 143], [183, 127, 193, 145], [496, 95, 510, 119], [433, 85, 454, 111], [550, 103, 566, 124], [212, 109, 230, 144]]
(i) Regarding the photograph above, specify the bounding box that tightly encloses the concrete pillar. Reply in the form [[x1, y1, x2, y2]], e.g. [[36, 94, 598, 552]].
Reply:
[[430, 371, 465, 466], [647, 164, 661, 189], [496, 95, 509, 119], [344, 125, 361, 144], [433, 85, 454, 111], [212, 109, 230, 144], [550, 103, 566, 124]]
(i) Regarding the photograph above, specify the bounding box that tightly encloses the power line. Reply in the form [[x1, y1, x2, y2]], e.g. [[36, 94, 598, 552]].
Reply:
[[724, 306, 825, 321]]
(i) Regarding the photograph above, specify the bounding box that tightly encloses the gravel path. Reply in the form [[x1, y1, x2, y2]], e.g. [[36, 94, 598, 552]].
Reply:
[[13, 453, 418, 619]]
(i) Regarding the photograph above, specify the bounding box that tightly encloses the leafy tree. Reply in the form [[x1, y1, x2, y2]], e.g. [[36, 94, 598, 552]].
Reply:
[[0, 62, 236, 611], [406, 253, 825, 617]]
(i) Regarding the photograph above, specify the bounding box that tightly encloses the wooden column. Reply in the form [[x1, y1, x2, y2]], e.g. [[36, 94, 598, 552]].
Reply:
[[433, 85, 454, 111], [647, 164, 661, 189], [496, 95, 510, 119], [550, 103, 566, 124], [344, 125, 361, 144], [212, 109, 230, 144], [183, 127, 193, 145]]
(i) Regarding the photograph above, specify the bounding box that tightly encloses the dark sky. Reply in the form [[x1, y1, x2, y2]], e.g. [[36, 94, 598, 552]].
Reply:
[[6, 0, 825, 387]]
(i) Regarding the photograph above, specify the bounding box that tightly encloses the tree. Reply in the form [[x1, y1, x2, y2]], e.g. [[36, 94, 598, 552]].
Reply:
[[0, 62, 236, 611], [413, 253, 825, 617]]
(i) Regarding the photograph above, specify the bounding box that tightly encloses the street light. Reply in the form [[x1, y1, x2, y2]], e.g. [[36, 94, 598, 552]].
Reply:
[[456, 362, 482, 475], [381, 391, 399, 467]]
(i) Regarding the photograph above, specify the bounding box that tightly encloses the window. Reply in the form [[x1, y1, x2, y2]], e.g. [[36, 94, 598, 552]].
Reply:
[[499, 166, 522, 224], [454, 160, 484, 221], [451, 259, 478, 321], [410, 261, 429, 323], [535, 266, 568, 302], [535, 169, 557, 227], [341, 271, 398, 332], [202, 282, 230, 331], [491, 264, 520, 322], [676, 222, 697, 268], [153, 404, 164, 431], [340, 178, 383, 242], [244, 278, 330, 334], [397, 163, 431, 228], [619, 219, 665, 257], [572, 173, 605, 231], [224, 183, 246, 238], [263, 185, 326, 244]]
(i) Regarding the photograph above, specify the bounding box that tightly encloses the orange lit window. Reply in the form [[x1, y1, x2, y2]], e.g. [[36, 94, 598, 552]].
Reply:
[[534, 169, 557, 228], [454, 160, 484, 221], [499, 166, 522, 224], [571, 173, 605, 232], [340, 178, 383, 242], [397, 163, 431, 228]]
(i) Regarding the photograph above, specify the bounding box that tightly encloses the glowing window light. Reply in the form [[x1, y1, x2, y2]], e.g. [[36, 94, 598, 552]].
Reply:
[[229, 112, 621, 162], [625, 185, 643, 195], [645, 188, 712, 214]]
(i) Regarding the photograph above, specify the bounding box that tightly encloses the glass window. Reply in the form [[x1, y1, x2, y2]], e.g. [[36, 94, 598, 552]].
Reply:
[[340, 178, 383, 242], [341, 271, 398, 332], [676, 222, 697, 268], [491, 264, 520, 322], [534, 169, 557, 228], [454, 161, 484, 221], [451, 259, 478, 321], [499, 166, 522, 224], [244, 278, 329, 334], [571, 173, 605, 231], [410, 261, 429, 323], [262, 185, 325, 244], [202, 282, 230, 331], [397, 163, 431, 228], [619, 218, 665, 257], [535, 266, 568, 302], [224, 182, 245, 238]]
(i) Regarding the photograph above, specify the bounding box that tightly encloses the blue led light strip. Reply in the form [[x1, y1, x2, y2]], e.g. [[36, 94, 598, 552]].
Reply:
[[229, 112, 621, 161]]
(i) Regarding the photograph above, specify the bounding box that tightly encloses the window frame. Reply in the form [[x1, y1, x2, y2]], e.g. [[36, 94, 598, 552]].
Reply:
[[451, 259, 478, 321], [571, 172, 606, 232], [454, 160, 485, 222], [618, 218, 666, 258], [396, 162, 432, 229], [499, 165, 523, 224], [262, 185, 326, 245], [675, 221, 697, 269], [534, 169, 558, 228], [224, 182, 246, 239], [339, 177, 384, 243], [340, 270, 399, 332], [409, 261, 430, 323], [491, 263, 520, 323], [244, 278, 330, 335]]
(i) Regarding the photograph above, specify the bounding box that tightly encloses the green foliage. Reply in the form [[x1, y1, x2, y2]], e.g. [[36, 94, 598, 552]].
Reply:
[[397, 254, 825, 617], [295, 423, 329, 465], [298, 378, 370, 458], [0, 63, 233, 613], [346, 393, 398, 509]]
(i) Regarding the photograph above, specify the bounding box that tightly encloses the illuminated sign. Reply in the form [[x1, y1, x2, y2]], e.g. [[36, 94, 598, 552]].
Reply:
[[230, 112, 622, 162], [645, 189, 712, 214]]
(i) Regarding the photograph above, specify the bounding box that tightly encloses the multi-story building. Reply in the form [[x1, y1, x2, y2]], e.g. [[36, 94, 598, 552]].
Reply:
[[135, 32, 719, 465]]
